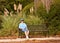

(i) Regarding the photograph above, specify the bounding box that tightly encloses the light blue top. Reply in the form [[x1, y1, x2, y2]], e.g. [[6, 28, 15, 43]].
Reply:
[[19, 23, 28, 31]]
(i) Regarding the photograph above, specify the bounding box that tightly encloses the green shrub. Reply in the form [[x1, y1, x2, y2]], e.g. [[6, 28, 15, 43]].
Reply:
[[0, 15, 3, 29], [24, 15, 44, 25], [0, 16, 20, 36], [36, 2, 60, 36]]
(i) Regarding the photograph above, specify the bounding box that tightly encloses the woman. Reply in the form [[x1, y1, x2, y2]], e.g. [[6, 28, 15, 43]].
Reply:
[[19, 19, 29, 39]]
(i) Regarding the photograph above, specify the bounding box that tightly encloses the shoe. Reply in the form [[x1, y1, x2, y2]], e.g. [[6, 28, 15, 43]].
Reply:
[[26, 36, 29, 39]]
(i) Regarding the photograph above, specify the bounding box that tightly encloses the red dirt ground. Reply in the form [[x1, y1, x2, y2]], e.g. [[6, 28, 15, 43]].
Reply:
[[0, 35, 60, 43], [0, 40, 60, 43], [0, 35, 60, 39]]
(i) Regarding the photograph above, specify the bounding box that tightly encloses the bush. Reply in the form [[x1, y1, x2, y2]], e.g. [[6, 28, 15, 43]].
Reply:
[[24, 15, 44, 25], [48, 3, 60, 36], [36, 2, 60, 36], [0, 15, 3, 29], [0, 16, 20, 36]]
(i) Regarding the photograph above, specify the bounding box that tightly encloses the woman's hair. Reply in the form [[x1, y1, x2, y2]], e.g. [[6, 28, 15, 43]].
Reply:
[[20, 18, 24, 21]]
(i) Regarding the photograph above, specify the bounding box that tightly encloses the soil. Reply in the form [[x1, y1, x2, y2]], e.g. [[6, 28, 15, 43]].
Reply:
[[0, 40, 60, 43], [0, 35, 60, 39], [0, 35, 60, 43]]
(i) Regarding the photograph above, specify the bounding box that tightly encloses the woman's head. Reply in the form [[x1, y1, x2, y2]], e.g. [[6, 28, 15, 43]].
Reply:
[[20, 18, 24, 23]]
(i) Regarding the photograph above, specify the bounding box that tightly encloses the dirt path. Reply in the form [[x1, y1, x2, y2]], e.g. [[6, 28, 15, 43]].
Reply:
[[0, 37, 60, 42]]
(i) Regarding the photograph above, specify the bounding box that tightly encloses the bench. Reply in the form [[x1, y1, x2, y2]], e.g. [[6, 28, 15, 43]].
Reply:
[[18, 25, 49, 37]]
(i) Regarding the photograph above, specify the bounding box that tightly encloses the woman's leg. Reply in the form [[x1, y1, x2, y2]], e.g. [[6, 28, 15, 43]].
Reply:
[[25, 30, 29, 38]]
